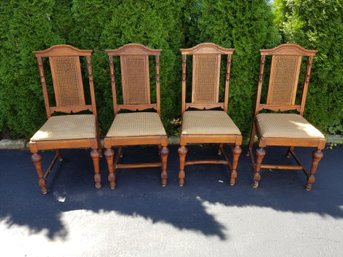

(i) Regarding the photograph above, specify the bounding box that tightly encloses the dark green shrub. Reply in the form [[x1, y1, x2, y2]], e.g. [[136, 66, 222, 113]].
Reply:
[[274, 0, 343, 134]]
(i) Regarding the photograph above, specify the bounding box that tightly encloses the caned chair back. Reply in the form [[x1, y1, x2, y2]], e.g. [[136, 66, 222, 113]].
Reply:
[[180, 43, 234, 113], [106, 44, 161, 114], [256, 44, 317, 115], [34, 45, 96, 118]]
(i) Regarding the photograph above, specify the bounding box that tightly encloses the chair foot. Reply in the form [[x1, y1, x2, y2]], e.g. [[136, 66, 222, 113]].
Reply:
[[253, 147, 265, 188], [91, 149, 101, 189], [179, 177, 185, 187], [252, 181, 259, 189], [305, 149, 324, 191]]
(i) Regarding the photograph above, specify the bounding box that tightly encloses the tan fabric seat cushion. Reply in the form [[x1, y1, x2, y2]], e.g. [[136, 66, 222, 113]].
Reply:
[[256, 113, 325, 139], [182, 110, 241, 135], [106, 112, 166, 137], [31, 114, 96, 142]]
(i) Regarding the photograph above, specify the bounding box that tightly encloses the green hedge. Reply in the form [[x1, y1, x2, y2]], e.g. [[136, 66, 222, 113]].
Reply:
[[0, 0, 341, 139], [274, 0, 343, 134]]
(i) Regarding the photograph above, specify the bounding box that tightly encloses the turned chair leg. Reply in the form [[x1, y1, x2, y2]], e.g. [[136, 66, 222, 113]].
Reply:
[[306, 148, 324, 191], [230, 145, 242, 186], [286, 146, 295, 158], [178, 145, 188, 187], [90, 149, 101, 189], [104, 148, 116, 189], [31, 152, 47, 194], [253, 147, 266, 189], [160, 146, 169, 187]]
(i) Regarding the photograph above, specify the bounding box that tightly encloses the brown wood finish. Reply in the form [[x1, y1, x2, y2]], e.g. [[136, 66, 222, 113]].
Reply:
[[179, 43, 242, 186], [105, 43, 169, 188], [248, 43, 326, 191], [30, 45, 101, 194]]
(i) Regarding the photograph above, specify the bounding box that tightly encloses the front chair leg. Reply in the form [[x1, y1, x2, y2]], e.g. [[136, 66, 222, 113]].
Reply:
[[104, 148, 116, 189], [90, 149, 101, 189], [178, 145, 188, 187], [230, 145, 242, 186], [31, 152, 47, 194], [160, 146, 169, 187], [253, 147, 266, 189], [306, 149, 324, 191]]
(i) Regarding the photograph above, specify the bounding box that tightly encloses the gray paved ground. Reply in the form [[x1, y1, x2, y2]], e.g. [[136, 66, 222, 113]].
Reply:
[[0, 145, 342, 257]]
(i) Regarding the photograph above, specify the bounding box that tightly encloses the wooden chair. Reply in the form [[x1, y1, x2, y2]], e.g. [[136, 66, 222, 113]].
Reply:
[[248, 44, 326, 191], [29, 45, 101, 194], [178, 43, 242, 186], [104, 44, 169, 189]]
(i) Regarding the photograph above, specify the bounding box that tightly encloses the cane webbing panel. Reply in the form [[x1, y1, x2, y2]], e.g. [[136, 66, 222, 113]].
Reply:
[[256, 113, 325, 139], [182, 111, 241, 135], [30, 114, 96, 141], [192, 54, 221, 104], [49, 56, 85, 106], [121, 55, 150, 105], [267, 55, 302, 105], [106, 112, 166, 137]]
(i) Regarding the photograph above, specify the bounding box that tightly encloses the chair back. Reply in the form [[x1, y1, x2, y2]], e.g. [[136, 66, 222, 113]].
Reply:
[[106, 44, 161, 114], [180, 43, 234, 113], [34, 45, 96, 117], [255, 44, 317, 115]]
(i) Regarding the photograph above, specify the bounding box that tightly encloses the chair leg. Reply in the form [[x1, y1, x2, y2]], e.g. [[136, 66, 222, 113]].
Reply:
[[230, 145, 242, 186], [218, 143, 223, 156], [90, 149, 101, 189], [247, 122, 256, 156], [306, 149, 324, 191], [104, 148, 116, 189], [31, 152, 47, 194], [286, 146, 294, 158], [253, 147, 266, 189], [56, 150, 63, 161], [160, 146, 169, 187], [178, 145, 188, 187]]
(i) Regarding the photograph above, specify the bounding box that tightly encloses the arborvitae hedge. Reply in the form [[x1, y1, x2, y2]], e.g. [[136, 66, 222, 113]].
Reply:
[[274, 0, 343, 134], [0, 1, 341, 139], [196, 0, 279, 136]]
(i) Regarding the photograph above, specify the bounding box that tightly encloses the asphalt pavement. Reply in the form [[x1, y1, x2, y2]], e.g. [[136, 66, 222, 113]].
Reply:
[[0, 144, 342, 257]]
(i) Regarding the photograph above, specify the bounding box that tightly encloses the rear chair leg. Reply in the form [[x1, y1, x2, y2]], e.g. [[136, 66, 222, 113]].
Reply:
[[247, 122, 256, 156], [31, 152, 47, 194], [178, 145, 188, 187], [104, 148, 116, 189], [230, 145, 242, 186], [286, 146, 294, 158], [91, 149, 101, 189], [306, 149, 323, 191], [160, 146, 169, 187], [253, 147, 266, 189]]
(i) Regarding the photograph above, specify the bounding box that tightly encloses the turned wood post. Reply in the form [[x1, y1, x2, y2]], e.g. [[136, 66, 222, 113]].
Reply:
[[90, 149, 101, 189], [178, 146, 188, 186], [160, 146, 169, 187], [306, 149, 323, 191], [253, 147, 266, 188], [104, 148, 116, 189], [31, 153, 47, 194], [230, 145, 242, 186]]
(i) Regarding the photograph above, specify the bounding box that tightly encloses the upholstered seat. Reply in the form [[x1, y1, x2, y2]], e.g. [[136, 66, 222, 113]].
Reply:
[[182, 110, 241, 135], [256, 113, 324, 139], [106, 112, 166, 137], [31, 115, 96, 141]]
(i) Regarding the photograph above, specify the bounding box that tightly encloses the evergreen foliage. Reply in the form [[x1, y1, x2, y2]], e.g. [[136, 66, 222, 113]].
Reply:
[[274, 0, 343, 134], [0, 0, 341, 139]]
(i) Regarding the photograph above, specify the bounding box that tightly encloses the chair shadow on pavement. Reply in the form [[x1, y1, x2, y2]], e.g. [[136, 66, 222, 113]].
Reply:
[[0, 145, 342, 241]]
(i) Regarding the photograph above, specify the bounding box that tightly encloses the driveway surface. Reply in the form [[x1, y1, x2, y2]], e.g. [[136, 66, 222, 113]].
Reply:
[[0, 145, 342, 257]]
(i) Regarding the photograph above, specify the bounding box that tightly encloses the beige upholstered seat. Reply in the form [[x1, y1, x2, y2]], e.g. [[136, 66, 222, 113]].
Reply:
[[106, 112, 166, 137], [182, 110, 241, 135], [256, 113, 324, 139], [31, 114, 96, 141]]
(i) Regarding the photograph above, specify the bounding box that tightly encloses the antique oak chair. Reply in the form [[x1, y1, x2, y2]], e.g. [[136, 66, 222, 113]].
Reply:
[[248, 44, 326, 191], [104, 44, 169, 189], [29, 45, 101, 194], [178, 43, 242, 186]]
